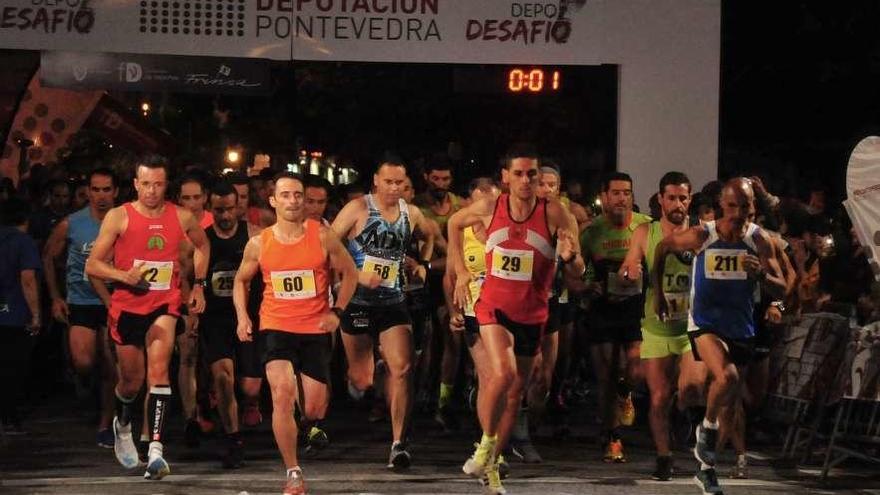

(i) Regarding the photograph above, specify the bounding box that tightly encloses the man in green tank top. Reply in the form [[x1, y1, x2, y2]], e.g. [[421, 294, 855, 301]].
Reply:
[[576, 172, 651, 463], [619, 171, 708, 481], [414, 154, 468, 431]]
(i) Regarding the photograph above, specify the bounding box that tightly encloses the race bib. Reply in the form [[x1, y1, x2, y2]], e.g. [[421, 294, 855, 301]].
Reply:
[[134, 259, 173, 291], [270, 270, 317, 300], [362, 255, 400, 289], [490, 246, 534, 281], [704, 249, 747, 280], [211, 270, 236, 297], [664, 292, 690, 321], [607, 271, 642, 296]]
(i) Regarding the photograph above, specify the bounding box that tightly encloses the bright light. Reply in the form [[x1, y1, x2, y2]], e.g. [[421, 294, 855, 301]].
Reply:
[[226, 150, 240, 164], [222, 167, 234, 174], [594, 198, 602, 206], [141, 102, 150, 112], [287, 163, 300, 174], [326, 167, 334, 183], [310, 159, 319, 175]]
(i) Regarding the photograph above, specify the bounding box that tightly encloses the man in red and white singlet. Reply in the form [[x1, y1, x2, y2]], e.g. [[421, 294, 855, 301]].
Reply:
[[233, 172, 357, 495], [86, 156, 210, 481], [448, 144, 584, 493]]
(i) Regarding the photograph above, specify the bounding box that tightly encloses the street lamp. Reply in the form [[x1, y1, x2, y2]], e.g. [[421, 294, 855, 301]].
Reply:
[[226, 149, 241, 164]]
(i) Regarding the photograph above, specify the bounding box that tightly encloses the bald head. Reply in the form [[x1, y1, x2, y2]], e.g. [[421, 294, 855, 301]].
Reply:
[[719, 177, 755, 226]]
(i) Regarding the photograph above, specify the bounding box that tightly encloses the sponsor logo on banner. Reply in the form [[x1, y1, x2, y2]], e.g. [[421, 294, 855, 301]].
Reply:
[[41, 51, 271, 95], [120, 63, 143, 83]]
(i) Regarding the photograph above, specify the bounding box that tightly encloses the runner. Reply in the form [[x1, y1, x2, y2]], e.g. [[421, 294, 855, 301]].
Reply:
[[331, 157, 435, 469], [652, 178, 785, 495], [619, 171, 707, 480], [449, 145, 583, 494], [228, 171, 265, 427], [200, 179, 263, 468], [86, 155, 210, 480], [234, 172, 357, 495], [443, 177, 509, 476], [578, 171, 652, 462], [43, 167, 118, 448], [414, 155, 464, 431]]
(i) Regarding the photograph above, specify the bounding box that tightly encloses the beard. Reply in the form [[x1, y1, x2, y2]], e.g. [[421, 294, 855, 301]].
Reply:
[[429, 187, 447, 201], [665, 210, 686, 225]]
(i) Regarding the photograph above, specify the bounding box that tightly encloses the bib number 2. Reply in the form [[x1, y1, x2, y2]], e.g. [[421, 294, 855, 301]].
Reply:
[[134, 259, 173, 291]]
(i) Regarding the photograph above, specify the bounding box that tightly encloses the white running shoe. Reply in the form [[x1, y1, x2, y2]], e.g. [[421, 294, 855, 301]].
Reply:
[[112, 416, 140, 469]]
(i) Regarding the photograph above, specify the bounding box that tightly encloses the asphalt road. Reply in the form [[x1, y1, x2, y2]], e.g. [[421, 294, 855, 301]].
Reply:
[[1, 397, 878, 495]]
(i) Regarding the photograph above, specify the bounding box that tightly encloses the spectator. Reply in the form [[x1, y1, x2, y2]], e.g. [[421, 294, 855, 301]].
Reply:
[[0, 197, 42, 433]]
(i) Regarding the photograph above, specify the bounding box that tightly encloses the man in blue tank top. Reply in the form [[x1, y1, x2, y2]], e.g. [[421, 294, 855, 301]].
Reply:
[[332, 157, 435, 470], [652, 178, 785, 495], [43, 168, 118, 448]]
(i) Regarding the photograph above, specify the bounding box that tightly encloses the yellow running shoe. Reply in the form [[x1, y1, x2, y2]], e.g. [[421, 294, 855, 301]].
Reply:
[[603, 439, 626, 463], [616, 393, 636, 427], [481, 460, 506, 495]]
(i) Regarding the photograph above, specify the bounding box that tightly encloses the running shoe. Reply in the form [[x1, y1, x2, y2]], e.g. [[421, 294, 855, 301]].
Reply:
[[304, 426, 329, 454], [143, 442, 170, 480], [184, 418, 200, 448], [463, 441, 492, 477], [730, 454, 748, 479], [481, 459, 506, 495], [434, 405, 460, 432], [242, 404, 263, 427], [509, 439, 543, 464], [283, 467, 307, 495], [96, 428, 114, 449], [694, 424, 718, 466], [497, 453, 510, 480], [387, 441, 411, 470], [368, 399, 387, 423], [616, 392, 636, 426], [197, 414, 216, 434], [112, 416, 140, 469], [694, 467, 723, 494], [603, 439, 626, 463], [221, 438, 244, 469], [651, 455, 674, 481]]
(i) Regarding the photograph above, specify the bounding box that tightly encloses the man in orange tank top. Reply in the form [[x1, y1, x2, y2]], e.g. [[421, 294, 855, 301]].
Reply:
[[448, 145, 584, 494], [233, 173, 357, 495], [86, 156, 210, 481]]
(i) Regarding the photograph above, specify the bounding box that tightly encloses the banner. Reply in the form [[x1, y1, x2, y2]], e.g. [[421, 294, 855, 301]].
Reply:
[[41, 51, 272, 96], [0, 0, 602, 64], [769, 313, 851, 401], [832, 321, 880, 402], [82, 94, 176, 156], [0, 72, 102, 185], [845, 136, 880, 281]]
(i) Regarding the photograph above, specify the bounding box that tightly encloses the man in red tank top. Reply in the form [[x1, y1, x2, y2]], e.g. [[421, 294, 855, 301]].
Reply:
[[86, 156, 210, 481], [233, 173, 357, 495], [448, 144, 584, 494]]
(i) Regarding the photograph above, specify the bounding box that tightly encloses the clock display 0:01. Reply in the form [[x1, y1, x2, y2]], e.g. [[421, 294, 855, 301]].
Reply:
[[508, 68, 561, 93]]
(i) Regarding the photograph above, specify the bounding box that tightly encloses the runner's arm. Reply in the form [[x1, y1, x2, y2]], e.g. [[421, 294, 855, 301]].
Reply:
[[42, 218, 68, 319], [409, 206, 435, 264], [322, 227, 357, 310], [330, 197, 363, 241], [653, 226, 707, 319], [549, 199, 586, 284], [619, 222, 648, 282], [447, 198, 493, 309], [180, 209, 210, 313], [233, 236, 261, 333], [754, 230, 786, 300], [85, 207, 131, 284]]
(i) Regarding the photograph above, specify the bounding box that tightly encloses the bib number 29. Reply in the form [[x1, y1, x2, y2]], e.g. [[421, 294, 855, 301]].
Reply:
[[500, 255, 521, 272]]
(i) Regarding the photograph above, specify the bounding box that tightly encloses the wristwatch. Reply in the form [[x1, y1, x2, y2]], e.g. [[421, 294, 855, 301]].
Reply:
[[419, 259, 432, 271], [330, 307, 345, 319], [194, 278, 207, 288]]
